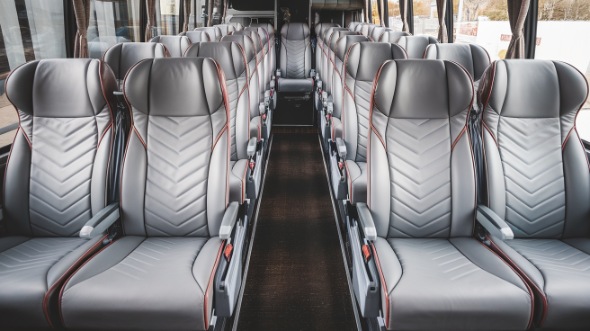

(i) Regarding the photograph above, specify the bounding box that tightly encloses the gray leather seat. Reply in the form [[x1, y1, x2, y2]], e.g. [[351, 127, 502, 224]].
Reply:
[[314, 23, 339, 80], [183, 30, 212, 43], [479, 60, 590, 329], [251, 22, 277, 82], [335, 42, 406, 203], [277, 22, 314, 93], [378, 29, 411, 43], [233, 29, 264, 104], [369, 26, 386, 41], [323, 28, 352, 97], [0, 59, 117, 328], [215, 23, 239, 37], [150, 35, 191, 57], [360, 59, 533, 330], [228, 21, 244, 31], [347, 21, 361, 31], [360, 23, 376, 37], [424, 43, 490, 87], [194, 26, 222, 41], [397, 35, 438, 58], [60, 57, 239, 331], [354, 22, 366, 33], [246, 27, 271, 94], [103, 42, 168, 88], [184, 41, 256, 202]]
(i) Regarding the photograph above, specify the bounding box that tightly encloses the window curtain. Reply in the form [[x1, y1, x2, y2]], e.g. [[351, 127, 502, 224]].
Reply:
[[183, 0, 191, 31], [399, 0, 410, 33], [145, 0, 156, 40], [505, 0, 530, 58], [72, 0, 90, 58], [436, 0, 447, 42]]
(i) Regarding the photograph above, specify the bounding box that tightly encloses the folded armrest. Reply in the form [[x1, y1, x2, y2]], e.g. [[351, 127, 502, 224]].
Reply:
[[476, 205, 514, 240], [247, 137, 257, 159], [335, 137, 347, 159], [79, 203, 120, 239], [219, 201, 240, 240], [357, 203, 377, 242]]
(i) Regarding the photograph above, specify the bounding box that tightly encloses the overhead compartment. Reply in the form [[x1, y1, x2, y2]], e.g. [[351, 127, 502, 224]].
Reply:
[[311, 0, 363, 10]]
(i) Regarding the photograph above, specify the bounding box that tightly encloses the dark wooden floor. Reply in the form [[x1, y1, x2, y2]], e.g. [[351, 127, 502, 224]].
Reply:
[[236, 129, 356, 331]]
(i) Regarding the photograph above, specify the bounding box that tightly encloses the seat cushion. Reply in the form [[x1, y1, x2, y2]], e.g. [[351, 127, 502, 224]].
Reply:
[[0, 236, 104, 328], [60, 236, 223, 331], [373, 237, 533, 330], [278, 78, 313, 93], [344, 160, 366, 204], [491, 238, 590, 329]]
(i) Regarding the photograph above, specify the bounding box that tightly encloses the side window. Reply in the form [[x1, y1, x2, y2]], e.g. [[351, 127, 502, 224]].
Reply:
[[413, 0, 439, 38], [535, 0, 590, 141], [371, 0, 383, 25], [88, 0, 141, 59], [453, 0, 510, 60], [155, 0, 181, 36], [387, 0, 402, 30], [0, 0, 66, 149]]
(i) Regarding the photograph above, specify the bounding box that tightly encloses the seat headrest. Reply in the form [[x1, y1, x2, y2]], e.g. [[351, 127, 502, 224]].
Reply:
[[370, 26, 386, 41], [124, 57, 226, 117], [347, 22, 361, 31], [184, 30, 211, 43], [374, 60, 473, 119], [245, 27, 269, 47], [323, 27, 347, 44], [184, 42, 247, 80], [5, 59, 117, 117], [149, 35, 191, 57], [479, 60, 589, 118], [424, 43, 490, 82], [221, 35, 256, 64], [397, 35, 439, 58], [213, 24, 235, 37], [194, 27, 222, 41], [336, 35, 368, 61], [233, 30, 262, 53], [345, 42, 395, 81], [315, 22, 339, 36], [228, 22, 244, 31], [251, 23, 275, 34], [281, 23, 310, 40], [103, 42, 168, 80], [378, 30, 411, 43], [329, 30, 356, 50]]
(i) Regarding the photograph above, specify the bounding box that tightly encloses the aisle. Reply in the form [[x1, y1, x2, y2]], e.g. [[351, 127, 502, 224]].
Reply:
[[236, 128, 357, 331]]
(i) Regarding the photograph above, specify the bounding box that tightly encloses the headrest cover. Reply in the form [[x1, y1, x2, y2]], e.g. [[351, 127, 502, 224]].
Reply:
[[479, 60, 589, 118], [374, 60, 473, 119], [103, 42, 168, 80], [346, 42, 394, 81], [6, 59, 117, 118], [124, 57, 225, 117], [336, 35, 368, 61], [184, 42, 246, 80], [424, 43, 490, 81], [281, 23, 310, 40], [221, 35, 256, 64]]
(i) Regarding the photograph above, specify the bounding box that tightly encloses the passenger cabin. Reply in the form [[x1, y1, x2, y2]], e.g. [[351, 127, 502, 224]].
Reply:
[[0, 0, 589, 330]]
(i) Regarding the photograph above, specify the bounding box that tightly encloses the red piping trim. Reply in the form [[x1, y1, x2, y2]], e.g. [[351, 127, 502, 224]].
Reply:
[[371, 243, 390, 329], [204, 241, 225, 329]]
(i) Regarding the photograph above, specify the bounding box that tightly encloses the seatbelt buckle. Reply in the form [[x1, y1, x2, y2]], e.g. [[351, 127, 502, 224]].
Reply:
[[249, 159, 256, 171], [362, 244, 371, 262], [338, 161, 344, 171], [224, 243, 234, 261]]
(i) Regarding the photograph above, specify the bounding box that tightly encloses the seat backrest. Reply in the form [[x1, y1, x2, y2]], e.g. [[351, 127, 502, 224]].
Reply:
[[122, 57, 230, 237], [150, 35, 191, 57], [246, 27, 270, 90], [332, 35, 369, 121], [348, 21, 361, 31], [103, 42, 167, 85], [370, 59, 475, 238], [369, 26, 386, 41], [251, 23, 277, 73], [424, 43, 490, 85], [322, 27, 348, 86], [233, 29, 264, 102], [360, 23, 375, 37], [184, 42, 250, 161], [397, 35, 438, 58], [379, 29, 411, 43], [194, 27, 222, 41], [315, 23, 340, 75], [3, 59, 117, 237], [479, 60, 590, 238], [342, 42, 406, 163], [222, 34, 260, 123], [280, 22, 312, 79], [325, 30, 356, 94], [354, 22, 367, 33], [184, 30, 212, 43]]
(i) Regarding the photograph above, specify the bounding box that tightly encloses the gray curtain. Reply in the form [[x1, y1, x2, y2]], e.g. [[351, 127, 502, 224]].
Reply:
[[506, 0, 530, 58], [399, 0, 410, 33], [72, 0, 90, 58], [145, 0, 156, 40], [436, 0, 447, 42]]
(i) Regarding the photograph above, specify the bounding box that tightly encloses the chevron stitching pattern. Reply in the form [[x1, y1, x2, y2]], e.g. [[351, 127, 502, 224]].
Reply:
[[145, 117, 211, 237], [225, 78, 239, 161], [284, 40, 307, 78], [0, 238, 85, 285], [110, 238, 207, 282], [508, 239, 590, 276], [390, 239, 481, 281], [388, 119, 452, 238], [354, 81, 373, 162], [498, 117, 565, 238], [30, 117, 97, 236]]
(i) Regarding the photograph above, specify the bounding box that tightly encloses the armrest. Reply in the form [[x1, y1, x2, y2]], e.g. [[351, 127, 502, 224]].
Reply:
[[476, 205, 514, 240], [326, 100, 334, 115], [247, 137, 257, 158], [357, 203, 377, 242], [310, 69, 316, 79], [219, 201, 240, 240], [275, 69, 281, 78], [335, 137, 347, 159], [322, 91, 328, 105], [316, 80, 323, 91], [259, 102, 266, 115], [79, 203, 120, 239]]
